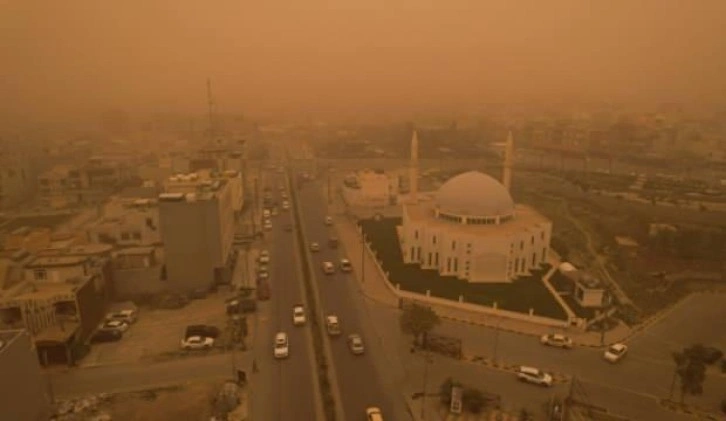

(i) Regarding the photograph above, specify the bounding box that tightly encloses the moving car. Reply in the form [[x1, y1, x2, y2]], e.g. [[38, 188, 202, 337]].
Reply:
[[258, 250, 270, 264], [282, 201, 290, 210], [322, 261, 335, 275], [516, 366, 553, 387], [180, 335, 214, 350], [292, 305, 306, 326], [262, 209, 271, 219], [604, 343, 628, 363], [325, 216, 333, 226], [310, 242, 320, 252], [102, 320, 129, 333], [326, 315, 341, 336], [348, 334, 365, 355], [274, 332, 289, 359], [366, 407, 384, 421], [339, 258, 352, 272], [540, 334, 573, 349]]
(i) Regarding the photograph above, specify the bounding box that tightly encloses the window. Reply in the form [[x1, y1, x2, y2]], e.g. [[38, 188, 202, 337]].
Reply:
[[541, 232, 545, 240], [417, 247, 421, 261], [520, 241, 524, 250], [452, 241, 456, 251], [410, 248, 415, 261], [34, 269, 47, 281], [532, 253, 537, 265], [428, 253, 432, 266], [132, 231, 141, 240], [435, 253, 439, 266], [453, 258, 458, 272], [447, 258, 451, 272], [414, 230, 419, 240], [542, 248, 547, 262], [531, 236, 534, 245], [432, 235, 437, 245]]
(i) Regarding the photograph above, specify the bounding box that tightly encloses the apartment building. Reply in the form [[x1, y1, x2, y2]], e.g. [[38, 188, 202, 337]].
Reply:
[[0, 330, 52, 421], [165, 170, 244, 212], [158, 178, 235, 293], [87, 198, 161, 246], [0, 149, 35, 210]]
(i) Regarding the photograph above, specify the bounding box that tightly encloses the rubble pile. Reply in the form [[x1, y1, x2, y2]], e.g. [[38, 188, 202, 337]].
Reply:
[[51, 394, 113, 421]]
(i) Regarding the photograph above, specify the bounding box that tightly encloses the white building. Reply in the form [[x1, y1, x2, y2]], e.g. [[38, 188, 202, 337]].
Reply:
[[398, 171, 552, 283], [396, 131, 552, 283], [164, 170, 244, 213], [341, 169, 398, 208]]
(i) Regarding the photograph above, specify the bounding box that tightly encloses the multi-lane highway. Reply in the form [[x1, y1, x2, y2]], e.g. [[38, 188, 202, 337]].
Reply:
[[249, 166, 319, 421], [294, 174, 411, 421]]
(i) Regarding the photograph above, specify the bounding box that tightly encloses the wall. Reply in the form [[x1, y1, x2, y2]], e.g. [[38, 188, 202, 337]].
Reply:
[[24, 263, 87, 283], [0, 330, 52, 421], [112, 265, 166, 299]]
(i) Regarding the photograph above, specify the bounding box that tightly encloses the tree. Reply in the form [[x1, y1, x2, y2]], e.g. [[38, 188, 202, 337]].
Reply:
[[672, 346, 707, 403], [399, 303, 440, 347]]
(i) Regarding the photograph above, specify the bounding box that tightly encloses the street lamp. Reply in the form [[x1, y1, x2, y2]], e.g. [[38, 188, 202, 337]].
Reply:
[[360, 230, 366, 284]]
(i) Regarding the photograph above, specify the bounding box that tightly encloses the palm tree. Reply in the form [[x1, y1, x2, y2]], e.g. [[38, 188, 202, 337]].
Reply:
[[399, 303, 441, 347]]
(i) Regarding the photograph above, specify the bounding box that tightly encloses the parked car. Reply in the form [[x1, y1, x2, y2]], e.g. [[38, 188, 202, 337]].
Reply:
[[326, 315, 341, 336], [180, 335, 214, 350], [227, 298, 257, 314], [258, 250, 270, 264], [604, 343, 628, 363], [310, 242, 320, 252], [292, 305, 306, 326], [263, 220, 272, 231], [185, 325, 220, 339], [325, 216, 333, 225], [106, 309, 138, 324], [257, 279, 271, 301], [339, 258, 352, 272], [366, 407, 384, 421], [348, 334, 365, 355], [91, 329, 123, 343], [516, 366, 553, 387], [328, 237, 339, 249], [540, 334, 573, 349], [274, 332, 289, 359], [102, 320, 129, 333], [322, 261, 335, 275]]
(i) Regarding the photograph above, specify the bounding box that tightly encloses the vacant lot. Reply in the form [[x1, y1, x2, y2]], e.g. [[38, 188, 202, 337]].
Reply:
[[82, 293, 234, 366], [360, 217, 568, 320]]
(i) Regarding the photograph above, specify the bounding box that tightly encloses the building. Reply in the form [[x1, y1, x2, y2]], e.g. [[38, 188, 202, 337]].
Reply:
[[341, 169, 398, 208], [87, 198, 161, 246], [0, 330, 52, 421], [164, 170, 244, 213], [112, 247, 165, 298], [397, 131, 552, 283], [0, 148, 35, 210], [558, 263, 610, 309], [158, 179, 235, 293], [0, 247, 112, 365]]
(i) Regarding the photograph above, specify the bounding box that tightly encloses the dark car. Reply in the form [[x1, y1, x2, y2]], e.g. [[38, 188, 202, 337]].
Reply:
[[226, 298, 257, 314], [185, 325, 221, 339], [91, 329, 122, 343], [257, 279, 271, 301]]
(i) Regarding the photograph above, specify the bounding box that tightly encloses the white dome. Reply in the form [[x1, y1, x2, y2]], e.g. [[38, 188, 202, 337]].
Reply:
[[435, 171, 514, 218]]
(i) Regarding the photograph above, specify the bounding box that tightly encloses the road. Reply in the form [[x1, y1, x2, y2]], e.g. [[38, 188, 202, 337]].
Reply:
[[295, 178, 412, 420], [250, 166, 319, 421]]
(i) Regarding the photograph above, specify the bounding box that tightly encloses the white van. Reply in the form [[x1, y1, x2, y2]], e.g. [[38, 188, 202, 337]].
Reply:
[[322, 261, 335, 275], [263, 209, 271, 219]]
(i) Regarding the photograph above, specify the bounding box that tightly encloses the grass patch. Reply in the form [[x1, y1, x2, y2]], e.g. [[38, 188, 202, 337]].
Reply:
[[360, 217, 568, 320]]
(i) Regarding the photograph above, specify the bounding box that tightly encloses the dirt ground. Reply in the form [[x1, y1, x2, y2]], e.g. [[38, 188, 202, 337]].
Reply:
[[104, 382, 224, 421]]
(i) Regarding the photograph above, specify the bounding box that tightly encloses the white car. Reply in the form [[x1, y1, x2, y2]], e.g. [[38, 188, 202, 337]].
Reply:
[[293, 305, 306, 326], [325, 216, 333, 226], [282, 201, 290, 210], [274, 332, 289, 359], [604, 343, 628, 363], [540, 334, 573, 349], [310, 242, 320, 252], [339, 258, 352, 272], [258, 250, 270, 264], [348, 334, 365, 355], [322, 261, 335, 275], [516, 366, 553, 387], [326, 315, 341, 336], [263, 220, 273, 231], [102, 320, 129, 332], [180, 336, 214, 350], [366, 407, 384, 421], [106, 309, 138, 324]]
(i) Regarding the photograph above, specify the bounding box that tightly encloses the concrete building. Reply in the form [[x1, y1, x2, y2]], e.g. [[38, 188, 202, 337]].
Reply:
[[558, 263, 610, 309], [0, 330, 52, 421], [112, 247, 165, 298], [87, 198, 161, 246], [341, 169, 399, 208], [0, 148, 35, 210], [164, 170, 244, 212], [0, 246, 111, 365], [158, 178, 235, 293], [397, 132, 552, 283]]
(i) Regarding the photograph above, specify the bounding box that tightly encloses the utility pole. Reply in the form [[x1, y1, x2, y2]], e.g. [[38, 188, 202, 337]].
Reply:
[[421, 348, 431, 420], [361, 230, 366, 284]]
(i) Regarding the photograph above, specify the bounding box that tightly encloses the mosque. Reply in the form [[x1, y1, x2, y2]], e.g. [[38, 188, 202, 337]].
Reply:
[[397, 131, 552, 283]]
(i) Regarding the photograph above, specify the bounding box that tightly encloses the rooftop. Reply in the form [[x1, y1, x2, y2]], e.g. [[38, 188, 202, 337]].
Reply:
[[26, 255, 89, 268]]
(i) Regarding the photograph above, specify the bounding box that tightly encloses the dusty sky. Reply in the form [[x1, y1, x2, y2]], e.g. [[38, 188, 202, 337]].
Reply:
[[1, 0, 725, 123]]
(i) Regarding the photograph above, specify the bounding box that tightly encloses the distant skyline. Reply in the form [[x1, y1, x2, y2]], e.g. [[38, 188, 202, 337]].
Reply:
[[2, 0, 726, 124]]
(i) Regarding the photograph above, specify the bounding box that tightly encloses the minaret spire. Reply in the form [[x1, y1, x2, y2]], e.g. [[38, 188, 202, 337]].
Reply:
[[409, 130, 419, 202], [502, 130, 514, 191]]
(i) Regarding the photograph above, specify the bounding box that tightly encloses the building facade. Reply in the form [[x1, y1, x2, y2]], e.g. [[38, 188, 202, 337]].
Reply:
[[398, 171, 552, 283], [0, 330, 52, 421], [158, 179, 235, 292]]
